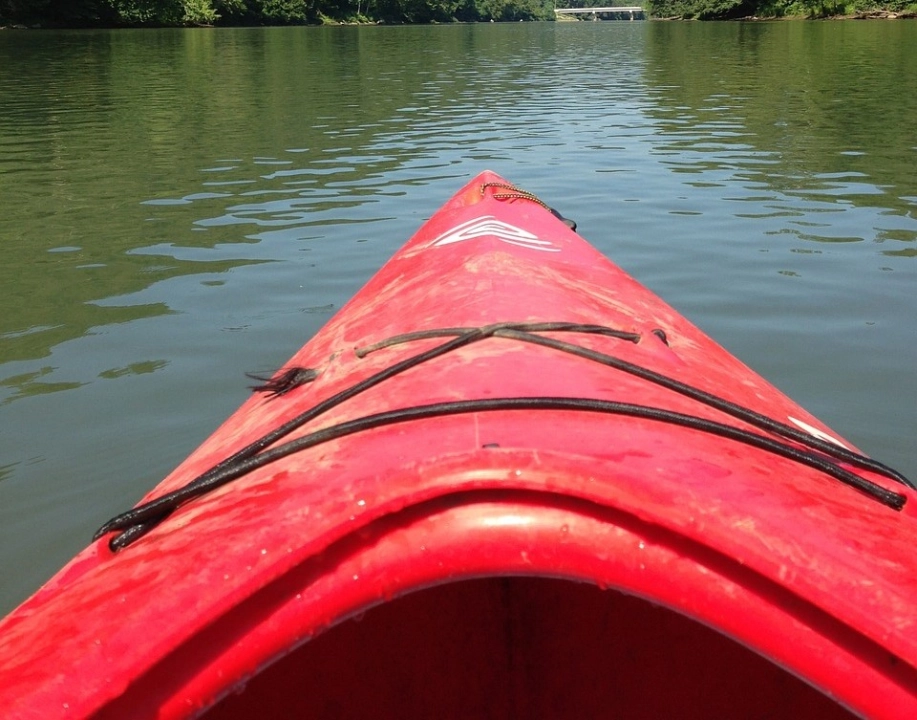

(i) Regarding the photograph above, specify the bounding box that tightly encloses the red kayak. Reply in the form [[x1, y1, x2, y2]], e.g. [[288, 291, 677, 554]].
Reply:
[[1, 171, 915, 719]]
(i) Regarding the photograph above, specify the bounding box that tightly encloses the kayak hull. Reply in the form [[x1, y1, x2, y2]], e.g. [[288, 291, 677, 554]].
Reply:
[[1, 172, 915, 719]]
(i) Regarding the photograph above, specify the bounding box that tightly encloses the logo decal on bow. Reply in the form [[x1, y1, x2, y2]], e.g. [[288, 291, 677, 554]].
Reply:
[[430, 216, 560, 252]]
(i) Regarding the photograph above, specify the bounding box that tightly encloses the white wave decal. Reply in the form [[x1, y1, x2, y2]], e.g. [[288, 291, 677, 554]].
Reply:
[[430, 215, 560, 252]]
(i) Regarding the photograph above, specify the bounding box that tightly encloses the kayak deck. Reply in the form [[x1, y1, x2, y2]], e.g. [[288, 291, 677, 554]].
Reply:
[[1, 172, 915, 719]]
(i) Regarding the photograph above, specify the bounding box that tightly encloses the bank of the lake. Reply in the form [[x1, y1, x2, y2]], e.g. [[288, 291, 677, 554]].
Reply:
[[2, 0, 553, 29], [5, 0, 917, 27]]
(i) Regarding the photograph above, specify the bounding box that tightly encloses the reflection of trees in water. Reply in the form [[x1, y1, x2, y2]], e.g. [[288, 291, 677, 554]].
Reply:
[[642, 21, 917, 246], [0, 25, 566, 387]]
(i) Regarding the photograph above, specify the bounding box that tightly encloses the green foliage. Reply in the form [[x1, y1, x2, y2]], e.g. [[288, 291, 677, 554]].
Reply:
[[106, 0, 229, 24], [1, 0, 112, 25], [467, 0, 551, 19], [480, 0, 549, 19], [0, 0, 910, 25], [648, 0, 915, 15], [0, 0, 314, 25], [647, 0, 751, 17], [182, 0, 218, 23], [1, 0, 551, 24], [254, 0, 315, 22], [106, 0, 175, 23], [755, 0, 849, 15], [778, 0, 917, 14]]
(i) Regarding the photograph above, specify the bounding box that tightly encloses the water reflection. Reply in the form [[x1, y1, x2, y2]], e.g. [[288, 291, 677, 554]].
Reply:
[[3, 21, 914, 398], [642, 21, 917, 251]]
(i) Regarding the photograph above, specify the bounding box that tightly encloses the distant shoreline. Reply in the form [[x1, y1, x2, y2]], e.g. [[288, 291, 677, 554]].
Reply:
[[2, 11, 916, 30]]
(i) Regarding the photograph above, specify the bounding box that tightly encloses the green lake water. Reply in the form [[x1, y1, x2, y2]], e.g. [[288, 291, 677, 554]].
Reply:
[[1, 20, 915, 614]]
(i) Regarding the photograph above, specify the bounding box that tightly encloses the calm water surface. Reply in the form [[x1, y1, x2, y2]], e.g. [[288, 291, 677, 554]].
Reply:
[[1, 21, 915, 614]]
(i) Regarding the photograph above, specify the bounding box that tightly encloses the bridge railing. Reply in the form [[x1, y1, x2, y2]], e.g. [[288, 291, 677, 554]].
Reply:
[[554, 6, 646, 15]]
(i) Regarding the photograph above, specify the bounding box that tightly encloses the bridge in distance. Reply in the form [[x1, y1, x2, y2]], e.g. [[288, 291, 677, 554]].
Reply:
[[555, 6, 645, 17]]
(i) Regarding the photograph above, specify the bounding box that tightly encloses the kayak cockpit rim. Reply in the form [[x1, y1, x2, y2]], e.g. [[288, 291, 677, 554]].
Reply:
[[95, 487, 913, 720]]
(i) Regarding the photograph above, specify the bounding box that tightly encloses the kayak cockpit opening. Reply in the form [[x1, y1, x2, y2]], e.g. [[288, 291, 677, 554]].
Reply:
[[200, 577, 857, 720]]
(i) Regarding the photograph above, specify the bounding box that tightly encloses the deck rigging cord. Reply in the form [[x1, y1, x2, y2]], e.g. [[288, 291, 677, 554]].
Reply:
[[480, 181, 550, 209], [95, 321, 912, 551]]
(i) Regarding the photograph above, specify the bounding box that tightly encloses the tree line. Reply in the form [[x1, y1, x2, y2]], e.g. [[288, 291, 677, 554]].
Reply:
[[0, 0, 554, 26], [646, 0, 915, 17], [2, 0, 913, 27]]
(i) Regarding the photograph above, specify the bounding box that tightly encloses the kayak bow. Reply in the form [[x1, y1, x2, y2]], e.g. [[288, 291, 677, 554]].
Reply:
[[1, 171, 915, 719]]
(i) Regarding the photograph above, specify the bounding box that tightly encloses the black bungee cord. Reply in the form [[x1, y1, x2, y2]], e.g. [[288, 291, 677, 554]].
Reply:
[[95, 321, 912, 552]]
